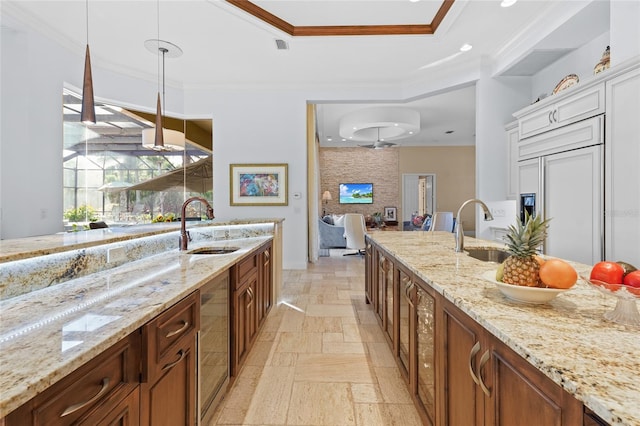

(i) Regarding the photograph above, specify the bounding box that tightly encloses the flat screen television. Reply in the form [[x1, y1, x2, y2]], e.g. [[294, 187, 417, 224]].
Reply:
[[339, 183, 373, 204]]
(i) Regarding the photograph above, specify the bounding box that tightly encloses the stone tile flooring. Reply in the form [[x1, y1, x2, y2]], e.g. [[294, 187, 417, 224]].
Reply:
[[209, 254, 423, 425]]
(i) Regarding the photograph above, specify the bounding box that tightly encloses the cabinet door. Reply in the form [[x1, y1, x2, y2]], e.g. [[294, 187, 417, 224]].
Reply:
[[605, 66, 640, 266], [485, 337, 583, 426], [140, 335, 197, 426], [414, 283, 436, 425], [375, 251, 386, 325], [383, 256, 396, 348], [544, 146, 603, 265], [232, 278, 257, 376], [397, 266, 413, 382], [257, 244, 272, 328], [365, 240, 373, 305], [439, 300, 485, 426]]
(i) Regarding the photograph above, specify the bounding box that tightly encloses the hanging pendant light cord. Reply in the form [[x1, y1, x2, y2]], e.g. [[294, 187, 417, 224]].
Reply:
[[85, 0, 89, 44]]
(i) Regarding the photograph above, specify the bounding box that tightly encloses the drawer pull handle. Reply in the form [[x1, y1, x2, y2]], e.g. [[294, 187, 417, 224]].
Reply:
[[478, 350, 492, 397], [162, 349, 186, 371], [468, 341, 481, 385], [247, 287, 254, 307], [60, 377, 110, 417], [264, 250, 270, 259], [166, 320, 189, 338]]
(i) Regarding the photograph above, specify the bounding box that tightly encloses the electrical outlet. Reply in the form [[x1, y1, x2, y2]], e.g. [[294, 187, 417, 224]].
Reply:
[[107, 247, 126, 263], [491, 208, 506, 218]]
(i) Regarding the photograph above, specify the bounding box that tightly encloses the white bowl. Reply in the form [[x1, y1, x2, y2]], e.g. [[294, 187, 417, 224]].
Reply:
[[481, 270, 571, 304]]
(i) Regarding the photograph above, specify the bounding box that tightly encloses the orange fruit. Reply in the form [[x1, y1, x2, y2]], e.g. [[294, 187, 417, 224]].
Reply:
[[539, 259, 577, 289]]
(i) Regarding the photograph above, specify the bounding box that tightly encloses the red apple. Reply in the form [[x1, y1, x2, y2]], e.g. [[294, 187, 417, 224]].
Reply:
[[590, 261, 625, 284], [623, 270, 640, 288]]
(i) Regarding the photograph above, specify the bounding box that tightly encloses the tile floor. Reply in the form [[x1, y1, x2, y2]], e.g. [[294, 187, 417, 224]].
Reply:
[[209, 252, 423, 425]]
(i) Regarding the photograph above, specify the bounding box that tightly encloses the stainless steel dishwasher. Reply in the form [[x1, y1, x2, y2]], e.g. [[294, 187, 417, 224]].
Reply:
[[198, 270, 229, 426]]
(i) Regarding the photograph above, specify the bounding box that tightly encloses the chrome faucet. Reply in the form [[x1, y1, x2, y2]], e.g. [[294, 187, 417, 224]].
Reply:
[[454, 199, 494, 252], [180, 197, 215, 250]]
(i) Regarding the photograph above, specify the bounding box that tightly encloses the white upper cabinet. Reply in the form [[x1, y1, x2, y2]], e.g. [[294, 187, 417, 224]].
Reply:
[[515, 83, 605, 140]]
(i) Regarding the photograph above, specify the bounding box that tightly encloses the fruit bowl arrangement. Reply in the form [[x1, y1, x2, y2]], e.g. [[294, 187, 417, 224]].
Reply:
[[585, 261, 640, 327], [482, 270, 572, 304], [485, 213, 577, 304]]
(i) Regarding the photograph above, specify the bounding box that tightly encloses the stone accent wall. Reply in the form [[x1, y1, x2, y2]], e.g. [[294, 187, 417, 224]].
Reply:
[[319, 147, 399, 218]]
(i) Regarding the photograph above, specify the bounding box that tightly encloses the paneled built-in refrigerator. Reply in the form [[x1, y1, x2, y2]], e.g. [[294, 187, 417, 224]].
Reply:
[[518, 116, 604, 265]]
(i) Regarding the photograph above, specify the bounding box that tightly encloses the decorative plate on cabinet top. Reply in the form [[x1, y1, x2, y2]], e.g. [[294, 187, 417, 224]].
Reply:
[[552, 74, 579, 94], [481, 270, 572, 304]]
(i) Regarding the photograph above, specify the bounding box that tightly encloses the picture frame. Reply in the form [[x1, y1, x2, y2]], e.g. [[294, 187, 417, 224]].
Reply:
[[230, 163, 288, 206], [384, 206, 397, 221]]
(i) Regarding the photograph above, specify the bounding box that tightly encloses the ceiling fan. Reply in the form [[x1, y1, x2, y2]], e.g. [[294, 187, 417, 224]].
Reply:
[[358, 127, 397, 149]]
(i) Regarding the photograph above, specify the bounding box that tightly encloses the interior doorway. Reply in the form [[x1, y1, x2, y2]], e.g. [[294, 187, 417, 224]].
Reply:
[[402, 173, 436, 223]]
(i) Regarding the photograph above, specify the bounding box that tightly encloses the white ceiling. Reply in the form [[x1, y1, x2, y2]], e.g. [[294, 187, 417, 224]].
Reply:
[[2, 0, 610, 147]]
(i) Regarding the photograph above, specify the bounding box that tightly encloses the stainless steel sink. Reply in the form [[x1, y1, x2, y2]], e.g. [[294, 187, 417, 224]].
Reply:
[[465, 248, 510, 263], [187, 247, 240, 255]]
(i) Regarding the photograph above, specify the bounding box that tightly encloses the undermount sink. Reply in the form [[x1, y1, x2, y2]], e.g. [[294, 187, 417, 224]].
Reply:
[[465, 248, 510, 263], [187, 247, 240, 255]]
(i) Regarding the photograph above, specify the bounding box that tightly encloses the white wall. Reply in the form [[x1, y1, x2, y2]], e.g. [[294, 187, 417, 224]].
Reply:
[[185, 88, 309, 269], [531, 31, 611, 100], [475, 59, 531, 240], [610, 0, 640, 66]]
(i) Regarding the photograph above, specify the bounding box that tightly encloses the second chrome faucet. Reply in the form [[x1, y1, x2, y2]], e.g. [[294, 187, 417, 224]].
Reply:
[[454, 199, 494, 252]]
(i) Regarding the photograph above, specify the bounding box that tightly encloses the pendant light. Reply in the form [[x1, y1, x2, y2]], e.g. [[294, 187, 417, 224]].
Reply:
[[81, 0, 96, 124], [143, 0, 184, 151]]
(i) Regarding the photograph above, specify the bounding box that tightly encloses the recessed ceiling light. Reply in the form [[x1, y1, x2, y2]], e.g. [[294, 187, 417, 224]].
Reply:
[[501, 0, 517, 7], [409, 0, 421, 3], [327, 136, 332, 141], [460, 44, 473, 52]]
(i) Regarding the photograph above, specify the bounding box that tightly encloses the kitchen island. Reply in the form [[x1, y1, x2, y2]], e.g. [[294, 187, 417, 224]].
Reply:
[[0, 220, 282, 421], [366, 231, 638, 426]]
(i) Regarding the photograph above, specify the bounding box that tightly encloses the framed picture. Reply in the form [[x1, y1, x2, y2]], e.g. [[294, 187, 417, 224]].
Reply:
[[230, 163, 288, 206], [384, 206, 397, 221]]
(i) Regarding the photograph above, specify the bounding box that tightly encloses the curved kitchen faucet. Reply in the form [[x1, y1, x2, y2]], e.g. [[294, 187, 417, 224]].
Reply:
[[454, 199, 494, 252], [180, 197, 215, 250]]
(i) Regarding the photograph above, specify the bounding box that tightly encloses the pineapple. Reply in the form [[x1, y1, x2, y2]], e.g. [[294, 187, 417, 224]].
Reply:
[[502, 212, 550, 287]]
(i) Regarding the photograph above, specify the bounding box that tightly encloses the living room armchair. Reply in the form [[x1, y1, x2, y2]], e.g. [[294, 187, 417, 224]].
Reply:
[[318, 217, 347, 250]]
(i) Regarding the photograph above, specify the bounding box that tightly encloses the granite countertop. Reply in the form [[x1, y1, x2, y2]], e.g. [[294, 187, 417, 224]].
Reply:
[[368, 232, 639, 426], [0, 218, 283, 264], [0, 235, 271, 418]]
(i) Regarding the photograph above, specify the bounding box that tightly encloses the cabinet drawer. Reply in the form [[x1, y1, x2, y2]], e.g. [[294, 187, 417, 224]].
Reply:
[[518, 115, 603, 161], [143, 291, 199, 381], [6, 333, 140, 425], [234, 253, 258, 290]]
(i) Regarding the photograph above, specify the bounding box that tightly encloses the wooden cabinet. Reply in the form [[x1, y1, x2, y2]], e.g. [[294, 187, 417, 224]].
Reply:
[[140, 291, 199, 426], [365, 240, 588, 426], [364, 239, 373, 305], [5, 332, 141, 426], [439, 297, 582, 426], [438, 298, 485, 425], [257, 243, 273, 328], [231, 241, 273, 378], [414, 280, 436, 426], [516, 83, 604, 140], [396, 263, 414, 383]]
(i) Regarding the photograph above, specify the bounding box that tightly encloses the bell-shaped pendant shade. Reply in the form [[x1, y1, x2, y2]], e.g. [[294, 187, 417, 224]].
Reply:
[[154, 92, 164, 149], [81, 44, 96, 124]]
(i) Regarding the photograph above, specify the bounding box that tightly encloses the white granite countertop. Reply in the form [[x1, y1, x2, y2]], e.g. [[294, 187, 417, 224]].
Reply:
[[0, 236, 271, 417], [368, 232, 639, 426], [0, 218, 282, 264]]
